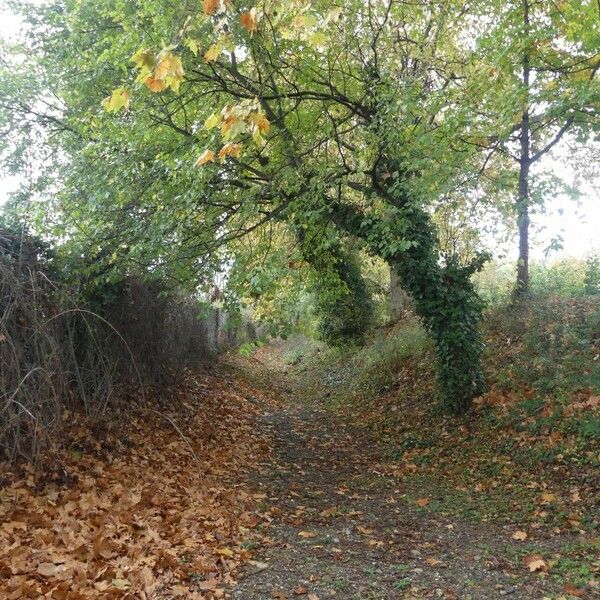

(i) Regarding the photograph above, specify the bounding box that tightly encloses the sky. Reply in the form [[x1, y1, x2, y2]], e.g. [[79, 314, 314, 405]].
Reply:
[[0, 4, 598, 262]]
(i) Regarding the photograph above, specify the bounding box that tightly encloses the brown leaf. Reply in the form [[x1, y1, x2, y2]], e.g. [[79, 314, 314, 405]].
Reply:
[[415, 497, 430, 507], [356, 525, 374, 535], [298, 531, 316, 538], [240, 11, 257, 33], [512, 530, 528, 541], [563, 583, 585, 597], [37, 562, 62, 577], [524, 554, 547, 572], [203, 0, 220, 16], [293, 585, 307, 595]]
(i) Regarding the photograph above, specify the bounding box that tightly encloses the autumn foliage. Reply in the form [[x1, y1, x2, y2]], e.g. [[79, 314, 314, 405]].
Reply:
[[0, 368, 275, 599]]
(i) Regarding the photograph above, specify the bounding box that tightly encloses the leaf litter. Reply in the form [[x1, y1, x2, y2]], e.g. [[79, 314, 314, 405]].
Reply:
[[0, 367, 276, 599]]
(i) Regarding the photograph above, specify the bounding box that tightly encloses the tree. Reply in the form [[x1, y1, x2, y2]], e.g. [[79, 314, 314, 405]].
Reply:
[[462, 0, 599, 298], [1, 0, 498, 412]]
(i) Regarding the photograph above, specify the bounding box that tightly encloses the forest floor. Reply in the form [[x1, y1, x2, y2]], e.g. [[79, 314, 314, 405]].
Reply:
[[1, 317, 598, 599], [228, 343, 599, 600]]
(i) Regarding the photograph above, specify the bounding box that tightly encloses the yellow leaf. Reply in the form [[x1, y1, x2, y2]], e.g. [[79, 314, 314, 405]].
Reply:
[[309, 31, 328, 47], [203, 0, 220, 16], [204, 112, 221, 129], [240, 10, 257, 33], [186, 38, 201, 56], [252, 129, 264, 147], [204, 43, 222, 63], [131, 48, 154, 69], [512, 530, 528, 541], [219, 142, 242, 160], [196, 149, 216, 166], [145, 76, 167, 93], [541, 492, 557, 504], [154, 51, 184, 91], [102, 88, 130, 112], [248, 112, 270, 134], [215, 547, 235, 557]]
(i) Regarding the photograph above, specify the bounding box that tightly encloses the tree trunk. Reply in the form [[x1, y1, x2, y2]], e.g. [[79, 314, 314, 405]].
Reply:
[[389, 264, 410, 322], [515, 0, 531, 299]]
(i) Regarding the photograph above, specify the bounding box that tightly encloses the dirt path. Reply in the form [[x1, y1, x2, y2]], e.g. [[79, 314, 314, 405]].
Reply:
[[230, 358, 578, 600]]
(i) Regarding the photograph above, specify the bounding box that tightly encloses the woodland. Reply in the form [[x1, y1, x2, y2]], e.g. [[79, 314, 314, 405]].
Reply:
[[0, 0, 599, 598]]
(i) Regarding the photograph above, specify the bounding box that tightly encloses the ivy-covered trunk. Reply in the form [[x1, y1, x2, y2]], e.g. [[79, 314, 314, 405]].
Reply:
[[386, 206, 486, 414], [331, 182, 487, 414]]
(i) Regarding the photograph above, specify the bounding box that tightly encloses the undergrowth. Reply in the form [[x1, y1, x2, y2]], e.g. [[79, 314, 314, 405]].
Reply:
[[276, 295, 600, 534]]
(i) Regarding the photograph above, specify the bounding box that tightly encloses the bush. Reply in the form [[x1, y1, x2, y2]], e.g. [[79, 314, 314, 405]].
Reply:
[[0, 227, 249, 463], [312, 248, 374, 347]]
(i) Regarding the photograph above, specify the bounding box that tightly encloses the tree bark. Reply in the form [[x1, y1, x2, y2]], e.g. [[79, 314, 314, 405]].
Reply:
[[389, 264, 410, 322], [515, 0, 531, 299]]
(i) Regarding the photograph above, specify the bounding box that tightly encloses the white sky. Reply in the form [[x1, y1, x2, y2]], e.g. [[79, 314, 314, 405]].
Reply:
[[0, 5, 598, 261]]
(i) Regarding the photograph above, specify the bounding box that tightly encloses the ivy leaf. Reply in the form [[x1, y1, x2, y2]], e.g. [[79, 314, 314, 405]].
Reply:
[[102, 88, 130, 112]]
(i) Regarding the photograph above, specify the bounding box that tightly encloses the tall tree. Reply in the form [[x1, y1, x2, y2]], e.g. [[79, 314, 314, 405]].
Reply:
[[14, 0, 592, 409], [463, 0, 599, 297]]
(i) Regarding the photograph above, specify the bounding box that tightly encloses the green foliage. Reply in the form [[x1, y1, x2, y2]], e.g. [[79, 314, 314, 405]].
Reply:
[[309, 246, 374, 347], [477, 257, 600, 303], [584, 254, 600, 295], [3, 0, 595, 414]]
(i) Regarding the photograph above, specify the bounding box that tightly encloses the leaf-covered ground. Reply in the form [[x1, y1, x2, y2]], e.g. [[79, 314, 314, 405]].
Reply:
[[2, 303, 598, 598], [0, 367, 278, 599], [226, 343, 599, 600]]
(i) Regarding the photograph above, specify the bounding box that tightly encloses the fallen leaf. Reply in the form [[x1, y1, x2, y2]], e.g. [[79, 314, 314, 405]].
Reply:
[[563, 583, 585, 597], [356, 525, 374, 535], [541, 492, 557, 504], [37, 563, 61, 577], [198, 579, 219, 590], [512, 530, 528, 541], [415, 497, 430, 507], [293, 585, 307, 595], [298, 531, 316, 538], [524, 554, 547, 572], [112, 578, 131, 589]]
